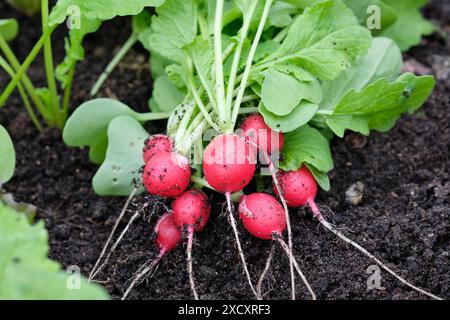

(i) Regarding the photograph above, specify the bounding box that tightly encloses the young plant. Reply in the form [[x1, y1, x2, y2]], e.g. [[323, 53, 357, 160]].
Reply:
[[0, 0, 164, 129]]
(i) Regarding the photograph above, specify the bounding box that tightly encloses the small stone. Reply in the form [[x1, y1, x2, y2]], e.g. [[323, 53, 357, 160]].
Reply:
[[345, 182, 365, 206]]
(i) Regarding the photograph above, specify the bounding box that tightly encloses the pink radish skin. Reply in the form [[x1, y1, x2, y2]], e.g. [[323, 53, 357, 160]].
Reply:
[[143, 151, 191, 198], [239, 193, 286, 240], [143, 134, 173, 163], [172, 189, 211, 232], [274, 166, 318, 208], [203, 134, 256, 193], [155, 213, 182, 254], [240, 113, 284, 155]]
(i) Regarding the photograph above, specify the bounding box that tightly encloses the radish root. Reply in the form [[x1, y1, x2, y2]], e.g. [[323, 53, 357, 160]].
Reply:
[[308, 200, 443, 301], [186, 226, 199, 300], [276, 236, 317, 300], [257, 244, 275, 299], [266, 158, 296, 300], [121, 253, 164, 300], [225, 192, 259, 299], [89, 188, 138, 281]]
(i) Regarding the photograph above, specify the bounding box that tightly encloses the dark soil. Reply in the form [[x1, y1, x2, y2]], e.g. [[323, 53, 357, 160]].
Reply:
[[1, 1, 449, 300]]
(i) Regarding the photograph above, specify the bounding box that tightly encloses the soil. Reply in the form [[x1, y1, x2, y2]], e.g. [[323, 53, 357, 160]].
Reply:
[[1, 1, 449, 300]]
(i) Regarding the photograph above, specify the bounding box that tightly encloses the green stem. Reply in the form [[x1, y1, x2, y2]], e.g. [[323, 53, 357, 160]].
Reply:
[[213, 0, 227, 125], [238, 106, 259, 114], [61, 62, 76, 122], [0, 33, 51, 122], [198, 12, 209, 40], [134, 112, 170, 122], [41, 0, 61, 127], [0, 55, 42, 131], [187, 70, 221, 132], [225, 3, 257, 127], [0, 27, 55, 108], [90, 33, 139, 96], [230, 0, 274, 129], [273, 27, 289, 43]]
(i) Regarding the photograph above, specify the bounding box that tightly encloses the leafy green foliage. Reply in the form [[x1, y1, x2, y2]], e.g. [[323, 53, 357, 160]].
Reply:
[[151, 75, 184, 113], [380, 0, 435, 51], [262, 0, 372, 80], [48, 0, 165, 25], [0, 125, 15, 184], [325, 74, 435, 137], [63, 99, 138, 164], [280, 124, 334, 176], [92, 116, 148, 196], [143, 0, 198, 63], [0, 18, 19, 41], [0, 201, 109, 299]]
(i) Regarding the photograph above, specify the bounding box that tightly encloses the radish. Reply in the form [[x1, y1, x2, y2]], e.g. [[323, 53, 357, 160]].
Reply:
[[143, 134, 173, 163], [122, 213, 182, 299], [203, 134, 256, 193], [171, 189, 211, 300], [240, 113, 284, 156], [202, 133, 259, 298], [143, 151, 191, 198], [238, 193, 316, 300], [275, 166, 442, 300], [239, 115, 296, 301]]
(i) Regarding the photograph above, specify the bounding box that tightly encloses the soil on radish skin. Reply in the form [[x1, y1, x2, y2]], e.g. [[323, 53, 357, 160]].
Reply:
[[1, 1, 449, 300]]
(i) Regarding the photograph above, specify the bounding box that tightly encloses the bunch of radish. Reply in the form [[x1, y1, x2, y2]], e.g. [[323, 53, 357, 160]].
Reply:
[[86, 0, 442, 301]]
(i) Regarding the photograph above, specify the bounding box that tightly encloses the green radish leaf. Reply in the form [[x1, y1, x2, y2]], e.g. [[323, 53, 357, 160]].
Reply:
[[0, 18, 19, 41], [380, 0, 435, 51], [152, 75, 184, 113], [63, 99, 137, 164], [92, 116, 148, 196], [254, 40, 280, 63], [0, 201, 109, 299], [281, 125, 333, 173], [259, 101, 319, 133], [261, 67, 322, 116], [184, 36, 216, 104], [269, 1, 298, 28], [341, 0, 397, 33], [0, 125, 16, 184], [264, 0, 372, 80], [144, 0, 198, 63], [306, 164, 331, 191], [320, 37, 402, 111], [325, 74, 436, 137], [49, 0, 164, 25]]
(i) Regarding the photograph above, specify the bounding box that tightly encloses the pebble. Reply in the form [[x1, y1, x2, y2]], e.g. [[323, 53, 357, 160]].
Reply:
[[345, 182, 365, 205]]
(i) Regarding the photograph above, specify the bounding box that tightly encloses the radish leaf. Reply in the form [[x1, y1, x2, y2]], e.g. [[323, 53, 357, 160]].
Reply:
[[93, 116, 148, 196], [0, 125, 15, 184]]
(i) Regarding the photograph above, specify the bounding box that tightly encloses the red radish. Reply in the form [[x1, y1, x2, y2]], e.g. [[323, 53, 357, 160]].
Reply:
[[155, 213, 182, 254], [274, 166, 317, 208], [239, 193, 286, 240], [203, 134, 256, 193], [202, 133, 259, 298], [122, 212, 181, 300], [143, 151, 191, 198], [143, 134, 173, 163], [274, 166, 442, 300], [172, 189, 211, 232], [171, 189, 211, 300], [240, 113, 284, 155], [238, 118, 295, 301], [238, 193, 316, 300]]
